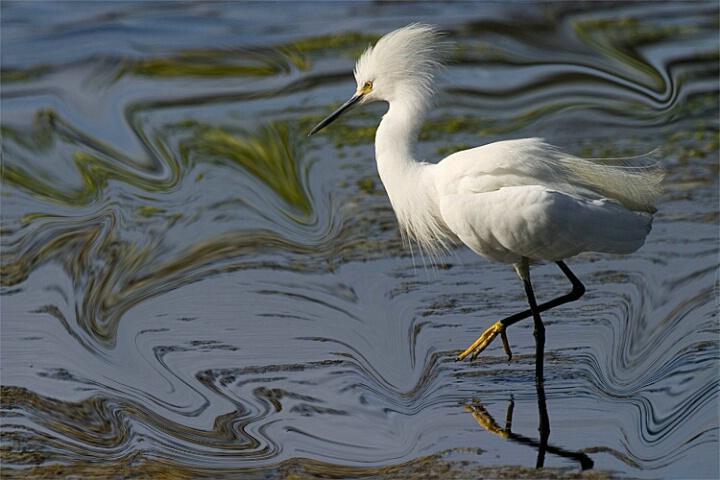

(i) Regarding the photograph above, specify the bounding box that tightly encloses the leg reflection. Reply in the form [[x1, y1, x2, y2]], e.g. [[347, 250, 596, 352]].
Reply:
[[536, 379, 549, 468], [466, 381, 594, 471]]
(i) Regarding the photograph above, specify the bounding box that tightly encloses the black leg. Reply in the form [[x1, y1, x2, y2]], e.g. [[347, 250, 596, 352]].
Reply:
[[458, 260, 585, 362], [517, 259, 545, 382], [502, 261, 585, 333]]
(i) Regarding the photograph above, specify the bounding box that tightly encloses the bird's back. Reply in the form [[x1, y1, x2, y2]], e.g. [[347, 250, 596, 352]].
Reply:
[[436, 138, 663, 212], [430, 138, 664, 264]]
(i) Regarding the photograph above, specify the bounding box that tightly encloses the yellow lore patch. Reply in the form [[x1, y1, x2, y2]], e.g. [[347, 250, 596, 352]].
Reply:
[[357, 81, 373, 96]]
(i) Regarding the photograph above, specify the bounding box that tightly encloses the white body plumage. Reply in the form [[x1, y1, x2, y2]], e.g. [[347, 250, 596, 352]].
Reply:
[[357, 25, 663, 266], [380, 135, 659, 265]]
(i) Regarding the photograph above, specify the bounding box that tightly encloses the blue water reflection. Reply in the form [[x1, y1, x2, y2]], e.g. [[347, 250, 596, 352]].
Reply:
[[2, 1, 718, 478]]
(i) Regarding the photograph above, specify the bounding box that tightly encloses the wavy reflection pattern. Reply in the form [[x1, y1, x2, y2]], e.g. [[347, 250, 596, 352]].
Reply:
[[1, 1, 718, 478]]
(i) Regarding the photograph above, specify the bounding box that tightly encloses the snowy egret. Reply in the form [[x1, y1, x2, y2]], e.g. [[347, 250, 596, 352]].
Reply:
[[309, 24, 663, 382]]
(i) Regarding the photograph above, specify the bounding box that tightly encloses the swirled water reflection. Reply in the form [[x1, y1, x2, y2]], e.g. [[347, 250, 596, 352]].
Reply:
[[2, 2, 718, 478]]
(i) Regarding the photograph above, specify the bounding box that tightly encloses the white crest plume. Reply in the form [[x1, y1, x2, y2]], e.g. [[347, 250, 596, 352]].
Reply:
[[354, 24, 450, 106]]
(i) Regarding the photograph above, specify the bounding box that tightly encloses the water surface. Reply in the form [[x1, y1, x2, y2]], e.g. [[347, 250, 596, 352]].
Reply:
[[2, 2, 718, 478]]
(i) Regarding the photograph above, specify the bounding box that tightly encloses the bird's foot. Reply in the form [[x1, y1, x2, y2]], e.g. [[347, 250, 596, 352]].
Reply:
[[457, 321, 512, 362]]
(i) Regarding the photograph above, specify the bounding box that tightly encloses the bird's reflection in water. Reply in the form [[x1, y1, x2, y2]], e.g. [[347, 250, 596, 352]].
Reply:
[[466, 382, 594, 470]]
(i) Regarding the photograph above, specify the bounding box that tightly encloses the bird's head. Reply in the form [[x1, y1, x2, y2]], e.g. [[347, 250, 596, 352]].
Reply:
[[309, 24, 449, 136]]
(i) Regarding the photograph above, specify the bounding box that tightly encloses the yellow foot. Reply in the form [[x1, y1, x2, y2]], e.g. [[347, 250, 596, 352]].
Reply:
[[457, 321, 512, 362]]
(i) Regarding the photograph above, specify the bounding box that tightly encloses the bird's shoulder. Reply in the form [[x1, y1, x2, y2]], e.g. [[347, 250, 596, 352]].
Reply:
[[432, 138, 568, 195]]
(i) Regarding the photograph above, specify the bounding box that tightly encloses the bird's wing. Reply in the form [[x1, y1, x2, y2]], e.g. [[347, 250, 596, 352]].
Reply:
[[437, 138, 664, 213], [438, 185, 653, 265], [438, 138, 562, 193]]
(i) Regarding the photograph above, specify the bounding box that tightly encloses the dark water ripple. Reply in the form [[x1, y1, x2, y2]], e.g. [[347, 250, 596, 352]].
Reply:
[[2, 1, 718, 478], [551, 259, 718, 471], [446, 4, 717, 137]]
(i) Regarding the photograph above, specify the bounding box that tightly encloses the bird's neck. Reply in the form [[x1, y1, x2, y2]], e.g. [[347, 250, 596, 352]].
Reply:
[[374, 100, 427, 180], [373, 99, 455, 257]]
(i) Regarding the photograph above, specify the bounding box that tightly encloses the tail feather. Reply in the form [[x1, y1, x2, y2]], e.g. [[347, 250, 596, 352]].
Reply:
[[554, 147, 666, 214]]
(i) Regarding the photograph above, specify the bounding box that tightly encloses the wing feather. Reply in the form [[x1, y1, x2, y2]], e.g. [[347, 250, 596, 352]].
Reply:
[[438, 185, 653, 264]]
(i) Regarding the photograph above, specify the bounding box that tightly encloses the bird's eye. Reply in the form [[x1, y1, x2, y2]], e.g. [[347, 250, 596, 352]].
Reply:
[[362, 81, 373, 92]]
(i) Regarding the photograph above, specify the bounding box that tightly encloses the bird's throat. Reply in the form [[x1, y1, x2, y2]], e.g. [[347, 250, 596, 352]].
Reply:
[[373, 101, 454, 257], [374, 101, 426, 181]]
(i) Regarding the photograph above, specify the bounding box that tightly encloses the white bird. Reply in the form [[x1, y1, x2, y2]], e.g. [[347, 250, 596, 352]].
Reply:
[[309, 24, 664, 382]]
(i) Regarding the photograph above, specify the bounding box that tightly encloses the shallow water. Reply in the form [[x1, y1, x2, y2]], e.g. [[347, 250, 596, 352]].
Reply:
[[2, 2, 718, 478]]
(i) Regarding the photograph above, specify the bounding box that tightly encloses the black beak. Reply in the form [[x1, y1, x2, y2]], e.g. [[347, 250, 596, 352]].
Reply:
[[308, 93, 364, 136]]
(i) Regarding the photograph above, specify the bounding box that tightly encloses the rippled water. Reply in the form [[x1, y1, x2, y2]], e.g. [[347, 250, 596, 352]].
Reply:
[[2, 2, 718, 478]]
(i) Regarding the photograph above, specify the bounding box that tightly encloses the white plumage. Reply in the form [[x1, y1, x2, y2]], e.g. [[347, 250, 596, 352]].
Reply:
[[434, 138, 660, 263], [309, 24, 664, 382]]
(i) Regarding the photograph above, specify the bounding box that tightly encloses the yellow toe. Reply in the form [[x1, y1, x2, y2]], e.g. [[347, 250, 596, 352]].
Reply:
[[457, 321, 511, 362]]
